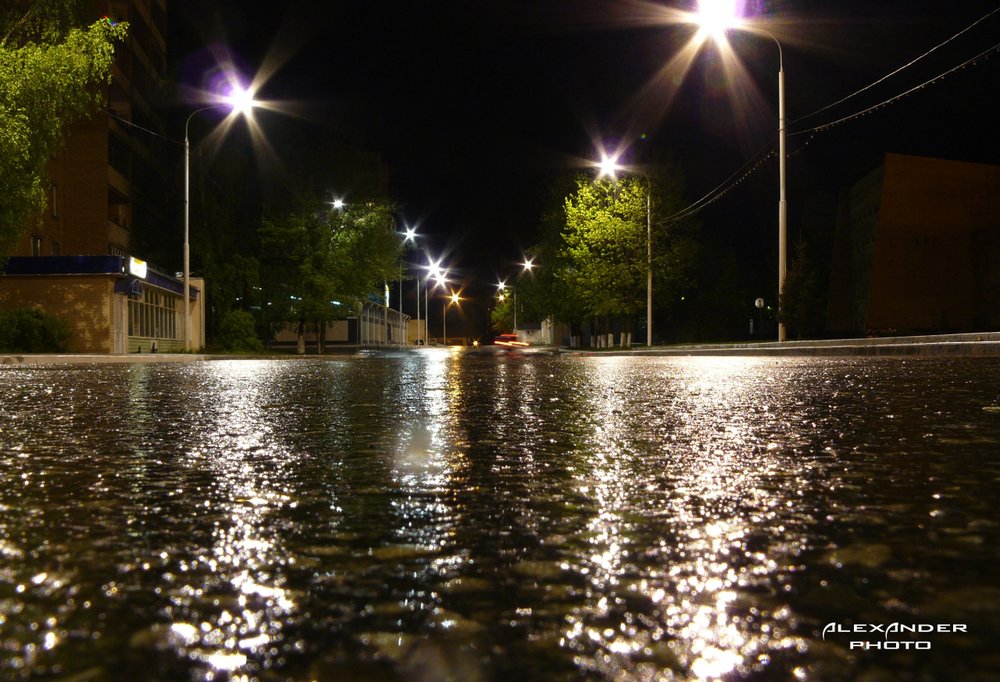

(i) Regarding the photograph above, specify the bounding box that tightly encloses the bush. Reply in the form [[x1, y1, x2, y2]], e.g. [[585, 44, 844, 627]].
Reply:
[[0, 308, 70, 353], [215, 310, 265, 353]]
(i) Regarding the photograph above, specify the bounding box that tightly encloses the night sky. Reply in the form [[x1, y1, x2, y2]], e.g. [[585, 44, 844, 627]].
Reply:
[[168, 1, 1000, 332]]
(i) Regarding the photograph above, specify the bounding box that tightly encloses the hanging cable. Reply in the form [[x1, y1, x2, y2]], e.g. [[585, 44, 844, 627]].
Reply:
[[790, 7, 1000, 127], [655, 11, 1000, 228]]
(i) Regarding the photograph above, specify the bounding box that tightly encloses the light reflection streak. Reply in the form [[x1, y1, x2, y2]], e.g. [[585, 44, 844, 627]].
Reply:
[[168, 361, 298, 676], [564, 357, 806, 680], [388, 349, 464, 582]]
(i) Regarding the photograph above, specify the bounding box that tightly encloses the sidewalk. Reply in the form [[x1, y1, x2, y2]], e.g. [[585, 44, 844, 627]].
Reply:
[[0, 353, 211, 366], [573, 331, 1000, 357]]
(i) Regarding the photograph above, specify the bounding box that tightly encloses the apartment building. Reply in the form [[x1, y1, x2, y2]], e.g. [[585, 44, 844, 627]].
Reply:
[[0, 0, 205, 353]]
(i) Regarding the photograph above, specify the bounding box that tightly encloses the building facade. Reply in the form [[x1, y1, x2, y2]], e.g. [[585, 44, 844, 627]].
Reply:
[[827, 153, 1000, 336], [0, 0, 205, 352]]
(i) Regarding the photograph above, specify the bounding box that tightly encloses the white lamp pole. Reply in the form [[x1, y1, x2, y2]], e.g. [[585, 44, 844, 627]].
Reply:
[[183, 91, 255, 351], [513, 286, 517, 332], [183, 107, 219, 352], [692, 4, 786, 341], [777, 43, 787, 342]]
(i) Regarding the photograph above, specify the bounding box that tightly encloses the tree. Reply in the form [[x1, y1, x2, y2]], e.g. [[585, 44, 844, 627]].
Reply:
[[518, 176, 591, 345], [779, 239, 826, 339], [259, 197, 402, 353], [490, 294, 513, 333], [0, 3, 127, 256], [561, 176, 647, 334], [188, 140, 263, 344]]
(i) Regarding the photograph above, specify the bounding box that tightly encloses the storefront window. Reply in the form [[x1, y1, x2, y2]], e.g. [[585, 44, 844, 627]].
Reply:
[[128, 288, 179, 339]]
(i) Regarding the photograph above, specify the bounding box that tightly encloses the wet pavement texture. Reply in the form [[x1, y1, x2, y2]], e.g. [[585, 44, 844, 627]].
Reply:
[[2, 352, 1000, 680]]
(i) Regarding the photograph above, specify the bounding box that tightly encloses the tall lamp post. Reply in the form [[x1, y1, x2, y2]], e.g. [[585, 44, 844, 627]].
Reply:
[[400, 226, 417, 345], [691, 1, 786, 341], [424, 259, 448, 345], [183, 86, 256, 351], [443, 291, 460, 346], [597, 154, 652, 347]]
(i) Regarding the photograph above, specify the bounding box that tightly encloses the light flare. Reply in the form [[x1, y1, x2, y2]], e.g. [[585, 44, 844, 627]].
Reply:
[[693, 0, 743, 45]]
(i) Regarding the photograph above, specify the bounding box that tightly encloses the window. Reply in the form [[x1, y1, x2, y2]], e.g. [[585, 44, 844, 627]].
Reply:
[[109, 133, 131, 177], [31, 236, 42, 256], [128, 288, 179, 340], [50, 183, 58, 218]]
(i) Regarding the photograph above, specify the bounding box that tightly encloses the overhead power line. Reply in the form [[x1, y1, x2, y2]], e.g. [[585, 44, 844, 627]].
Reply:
[[657, 8, 1000, 227]]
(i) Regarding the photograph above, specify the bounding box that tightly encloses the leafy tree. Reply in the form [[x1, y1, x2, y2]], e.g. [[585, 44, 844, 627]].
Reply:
[[513, 164, 698, 347], [779, 239, 826, 339], [187, 141, 263, 343], [561, 176, 647, 328], [215, 309, 265, 354], [490, 294, 513, 333], [259, 197, 402, 353], [0, 2, 127, 256], [521, 178, 591, 345]]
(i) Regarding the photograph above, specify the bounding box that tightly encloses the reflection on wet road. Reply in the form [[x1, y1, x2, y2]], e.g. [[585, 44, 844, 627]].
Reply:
[[2, 353, 999, 680]]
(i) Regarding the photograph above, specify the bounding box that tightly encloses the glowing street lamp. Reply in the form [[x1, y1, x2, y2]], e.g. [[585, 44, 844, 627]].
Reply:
[[691, 0, 787, 342], [444, 291, 461, 346], [183, 82, 258, 351], [399, 226, 418, 343], [596, 151, 653, 347], [421, 258, 448, 345], [497, 256, 536, 334]]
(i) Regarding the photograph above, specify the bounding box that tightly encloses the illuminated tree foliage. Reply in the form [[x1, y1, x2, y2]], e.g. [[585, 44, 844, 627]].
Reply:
[[561, 176, 648, 333], [259, 198, 402, 352], [490, 293, 513, 332], [0, 1, 127, 257], [533, 170, 698, 345]]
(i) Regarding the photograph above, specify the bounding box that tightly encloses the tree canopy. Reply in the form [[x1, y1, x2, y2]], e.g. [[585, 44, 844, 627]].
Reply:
[[258, 197, 402, 348], [518, 167, 699, 343], [1, 2, 127, 257], [560, 176, 648, 322]]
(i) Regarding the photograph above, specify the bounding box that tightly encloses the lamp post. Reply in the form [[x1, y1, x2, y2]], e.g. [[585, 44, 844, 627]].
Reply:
[[691, 1, 786, 341], [183, 86, 256, 351], [400, 226, 417, 345], [444, 291, 460, 346], [597, 154, 652, 347], [497, 255, 535, 336], [424, 258, 448, 345]]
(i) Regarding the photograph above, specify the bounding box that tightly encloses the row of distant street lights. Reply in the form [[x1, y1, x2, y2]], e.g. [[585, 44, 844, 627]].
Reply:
[[184, 0, 789, 348], [394, 227, 461, 346]]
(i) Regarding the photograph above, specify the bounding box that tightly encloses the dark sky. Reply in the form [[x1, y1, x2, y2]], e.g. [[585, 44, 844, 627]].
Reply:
[[168, 1, 1000, 327]]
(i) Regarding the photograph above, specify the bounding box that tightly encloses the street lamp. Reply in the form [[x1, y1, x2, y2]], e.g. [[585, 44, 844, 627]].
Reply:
[[498, 256, 536, 334], [423, 258, 448, 345], [443, 291, 461, 346], [597, 153, 652, 347], [496, 280, 515, 331], [183, 84, 257, 351], [690, 0, 787, 342], [400, 226, 417, 344]]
